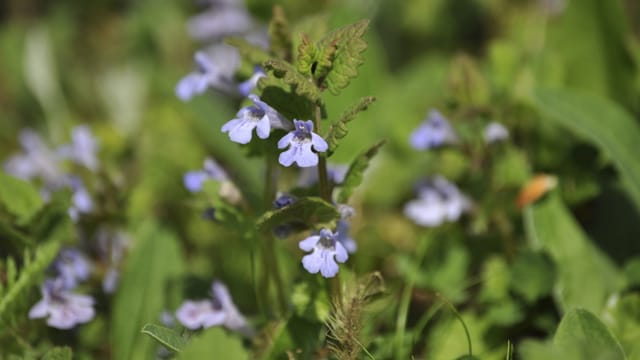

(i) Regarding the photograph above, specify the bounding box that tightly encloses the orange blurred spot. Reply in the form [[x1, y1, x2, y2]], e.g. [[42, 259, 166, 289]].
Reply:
[[517, 174, 558, 208]]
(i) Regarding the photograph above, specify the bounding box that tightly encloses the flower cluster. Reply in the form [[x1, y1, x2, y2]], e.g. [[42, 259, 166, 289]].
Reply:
[[404, 176, 471, 227]]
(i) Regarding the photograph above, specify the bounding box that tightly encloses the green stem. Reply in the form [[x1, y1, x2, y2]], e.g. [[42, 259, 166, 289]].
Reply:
[[438, 294, 473, 357], [394, 234, 431, 360]]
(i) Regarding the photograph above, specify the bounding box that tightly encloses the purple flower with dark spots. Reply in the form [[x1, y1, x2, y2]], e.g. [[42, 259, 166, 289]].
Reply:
[[410, 110, 458, 150], [222, 95, 288, 144], [28, 278, 95, 329], [299, 228, 348, 278], [278, 120, 328, 168]]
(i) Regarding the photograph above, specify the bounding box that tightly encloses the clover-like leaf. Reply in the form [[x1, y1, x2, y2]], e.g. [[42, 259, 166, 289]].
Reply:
[[256, 196, 340, 233], [326, 96, 376, 155], [337, 140, 385, 204]]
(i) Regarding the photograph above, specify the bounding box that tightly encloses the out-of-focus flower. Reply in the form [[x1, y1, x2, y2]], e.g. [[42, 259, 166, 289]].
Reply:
[[297, 163, 349, 188], [53, 248, 91, 290], [404, 176, 471, 227], [484, 122, 509, 144], [67, 177, 93, 221], [176, 48, 239, 101], [183, 157, 228, 193], [409, 110, 458, 150], [222, 95, 289, 144], [28, 278, 95, 329], [57, 125, 99, 171], [96, 228, 130, 294], [238, 67, 266, 97], [175, 281, 252, 336], [299, 228, 348, 278], [278, 120, 328, 168], [187, 3, 253, 41], [273, 193, 296, 209], [335, 219, 357, 254], [4, 129, 63, 185]]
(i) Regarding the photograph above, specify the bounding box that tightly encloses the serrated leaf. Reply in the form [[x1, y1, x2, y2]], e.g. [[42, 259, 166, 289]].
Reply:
[[225, 37, 270, 65], [255, 196, 339, 233], [112, 222, 185, 360], [296, 33, 318, 77], [141, 323, 187, 353], [525, 194, 622, 313], [179, 328, 248, 360], [42, 347, 72, 360], [268, 5, 292, 62], [257, 75, 315, 120], [553, 308, 626, 360], [337, 140, 385, 204], [263, 58, 321, 103], [316, 20, 369, 95], [326, 96, 376, 155], [0, 171, 44, 225], [533, 87, 640, 211]]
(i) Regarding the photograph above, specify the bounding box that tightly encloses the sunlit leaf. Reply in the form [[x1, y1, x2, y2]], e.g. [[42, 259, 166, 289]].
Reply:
[[533, 88, 640, 211], [141, 323, 187, 353]]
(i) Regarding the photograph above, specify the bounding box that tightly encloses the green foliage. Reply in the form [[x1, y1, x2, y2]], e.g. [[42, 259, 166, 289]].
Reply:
[[258, 72, 316, 120], [326, 96, 376, 155], [179, 328, 248, 360], [268, 5, 293, 62], [141, 323, 187, 353], [42, 347, 72, 360], [262, 58, 321, 103], [112, 222, 185, 360], [0, 171, 44, 225], [256, 196, 340, 233], [315, 20, 370, 95], [225, 37, 271, 65], [509, 251, 556, 303], [533, 87, 640, 211], [336, 140, 385, 204], [525, 194, 623, 314], [0, 238, 62, 324]]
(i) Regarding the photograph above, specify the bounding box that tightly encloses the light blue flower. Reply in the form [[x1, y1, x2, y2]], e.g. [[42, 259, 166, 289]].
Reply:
[[187, 3, 253, 41], [53, 248, 91, 290], [28, 278, 95, 329], [238, 67, 266, 97], [299, 228, 348, 278], [175, 281, 251, 336], [183, 157, 228, 193], [67, 177, 93, 221], [409, 110, 458, 150], [278, 120, 328, 168], [273, 193, 296, 209], [484, 121, 509, 144], [222, 95, 288, 144], [57, 126, 99, 171], [176, 48, 240, 101], [404, 176, 471, 227], [4, 130, 63, 185]]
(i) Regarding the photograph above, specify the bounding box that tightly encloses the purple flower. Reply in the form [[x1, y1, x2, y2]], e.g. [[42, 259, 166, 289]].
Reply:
[[53, 248, 91, 290], [183, 157, 228, 193], [484, 122, 509, 144], [409, 110, 458, 150], [175, 281, 251, 336], [278, 120, 328, 168], [238, 67, 266, 97], [299, 228, 348, 278], [28, 278, 95, 329], [273, 193, 296, 209], [222, 95, 288, 144], [176, 48, 239, 101], [187, 6, 253, 41], [4, 130, 63, 185], [404, 176, 471, 227], [57, 126, 99, 171], [67, 177, 93, 221], [335, 219, 357, 254]]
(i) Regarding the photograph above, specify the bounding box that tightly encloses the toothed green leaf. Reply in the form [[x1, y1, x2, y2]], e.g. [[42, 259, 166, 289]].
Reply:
[[268, 5, 292, 62], [326, 96, 376, 155], [337, 140, 385, 204], [263, 58, 321, 103], [296, 34, 318, 77], [256, 196, 340, 233], [316, 20, 369, 95], [257, 75, 315, 120]]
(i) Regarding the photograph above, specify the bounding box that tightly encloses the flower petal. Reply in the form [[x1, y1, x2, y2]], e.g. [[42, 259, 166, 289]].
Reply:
[[311, 133, 328, 152], [299, 235, 320, 251], [277, 132, 294, 149]]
